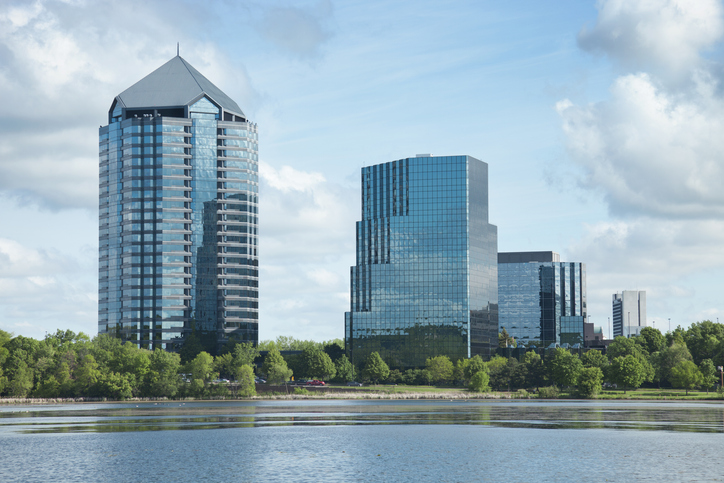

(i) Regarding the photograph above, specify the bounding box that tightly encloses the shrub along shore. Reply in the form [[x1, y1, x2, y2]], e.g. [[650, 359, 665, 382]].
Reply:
[[1, 321, 723, 402]]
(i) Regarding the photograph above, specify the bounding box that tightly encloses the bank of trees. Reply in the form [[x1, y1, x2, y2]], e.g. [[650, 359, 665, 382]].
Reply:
[[350, 321, 724, 397], [0, 329, 261, 399], [2, 320, 723, 399]]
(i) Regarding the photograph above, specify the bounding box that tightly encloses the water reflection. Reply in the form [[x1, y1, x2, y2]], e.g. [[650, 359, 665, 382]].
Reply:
[[1, 400, 723, 434]]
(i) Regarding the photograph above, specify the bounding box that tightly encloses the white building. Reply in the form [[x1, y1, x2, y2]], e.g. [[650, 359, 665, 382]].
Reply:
[[612, 291, 646, 338]]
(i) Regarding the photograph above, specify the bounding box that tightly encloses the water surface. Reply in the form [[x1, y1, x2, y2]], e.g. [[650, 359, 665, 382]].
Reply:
[[1, 400, 722, 482]]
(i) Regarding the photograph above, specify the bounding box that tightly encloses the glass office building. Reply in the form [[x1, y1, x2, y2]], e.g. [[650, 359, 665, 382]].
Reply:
[[498, 252, 586, 346], [345, 155, 499, 368], [98, 56, 259, 350]]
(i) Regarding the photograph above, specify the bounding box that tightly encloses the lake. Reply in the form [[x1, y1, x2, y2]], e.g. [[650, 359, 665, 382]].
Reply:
[[1, 399, 723, 482]]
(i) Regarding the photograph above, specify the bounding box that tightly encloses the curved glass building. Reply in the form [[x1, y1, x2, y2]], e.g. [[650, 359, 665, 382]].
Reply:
[[345, 155, 498, 368], [98, 56, 259, 350]]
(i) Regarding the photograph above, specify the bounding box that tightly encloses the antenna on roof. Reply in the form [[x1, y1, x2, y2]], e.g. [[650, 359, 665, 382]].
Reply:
[[177, 42, 179, 56]]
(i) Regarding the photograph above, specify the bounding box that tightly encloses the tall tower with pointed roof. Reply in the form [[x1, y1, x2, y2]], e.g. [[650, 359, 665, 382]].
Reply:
[[99, 56, 259, 351]]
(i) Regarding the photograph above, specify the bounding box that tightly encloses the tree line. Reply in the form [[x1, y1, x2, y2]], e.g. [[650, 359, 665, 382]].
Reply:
[[1, 321, 723, 399], [354, 321, 724, 397]]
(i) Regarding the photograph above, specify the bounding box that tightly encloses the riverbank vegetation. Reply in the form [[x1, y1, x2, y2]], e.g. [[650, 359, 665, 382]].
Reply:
[[1, 321, 723, 401]]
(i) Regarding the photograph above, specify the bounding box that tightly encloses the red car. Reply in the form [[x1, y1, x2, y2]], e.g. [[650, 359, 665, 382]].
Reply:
[[306, 380, 326, 386]]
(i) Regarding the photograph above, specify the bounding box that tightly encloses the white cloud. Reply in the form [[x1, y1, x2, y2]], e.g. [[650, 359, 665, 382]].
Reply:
[[566, 217, 724, 331], [0, 0, 258, 210], [259, 0, 334, 59], [258, 162, 356, 341], [557, 71, 724, 218], [0, 237, 96, 339], [578, 0, 724, 81], [559, 0, 724, 330]]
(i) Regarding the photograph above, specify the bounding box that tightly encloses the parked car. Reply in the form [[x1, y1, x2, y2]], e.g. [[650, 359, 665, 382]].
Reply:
[[254, 377, 266, 384], [306, 380, 326, 386], [346, 381, 363, 386]]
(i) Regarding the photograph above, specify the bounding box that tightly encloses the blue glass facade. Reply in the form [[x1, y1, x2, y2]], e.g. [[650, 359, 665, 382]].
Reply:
[[345, 155, 498, 368], [498, 253, 586, 346], [98, 56, 259, 350]]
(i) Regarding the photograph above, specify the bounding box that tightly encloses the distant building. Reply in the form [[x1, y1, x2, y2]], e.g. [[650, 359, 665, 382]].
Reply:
[[498, 251, 587, 346], [583, 321, 608, 349], [98, 55, 259, 350], [612, 291, 646, 338], [345, 155, 499, 368]]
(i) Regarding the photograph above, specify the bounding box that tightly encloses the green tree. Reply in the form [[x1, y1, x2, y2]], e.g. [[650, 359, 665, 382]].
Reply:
[[666, 325, 687, 347], [362, 352, 389, 384], [581, 350, 609, 372], [610, 355, 646, 393], [699, 359, 717, 393], [188, 351, 216, 384], [651, 342, 692, 387], [670, 360, 703, 395], [548, 348, 582, 388], [521, 351, 545, 389], [499, 328, 516, 348], [425, 355, 454, 384], [576, 367, 604, 398], [684, 320, 724, 364], [301, 347, 336, 380], [178, 332, 205, 364], [214, 352, 235, 380], [453, 358, 469, 384], [236, 364, 256, 397], [334, 355, 356, 382], [74, 354, 101, 396], [34, 375, 60, 398], [484, 355, 509, 390], [145, 348, 181, 398], [97, 372, 133, 400], [266, 364, 293, 384], [607, 336, 645, 359], [463, 355, 486, 382], [232, 342, 260, 367], [6, 356, 34, 397], [261, 347, 291, 382], [636, 327, 666, 355], [469, 371, 490, 392], [322, 340, 345, 362]]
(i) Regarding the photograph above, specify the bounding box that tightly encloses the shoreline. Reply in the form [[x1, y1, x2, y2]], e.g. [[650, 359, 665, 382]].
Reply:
[[2, 391, 723, 405]]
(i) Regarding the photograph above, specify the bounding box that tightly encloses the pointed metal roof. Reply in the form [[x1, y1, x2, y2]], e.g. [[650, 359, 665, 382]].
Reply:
[[113, 56, 245, 117]]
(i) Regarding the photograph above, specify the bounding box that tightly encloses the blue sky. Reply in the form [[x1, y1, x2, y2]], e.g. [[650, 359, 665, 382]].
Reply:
[[1, 0, 723, 342]]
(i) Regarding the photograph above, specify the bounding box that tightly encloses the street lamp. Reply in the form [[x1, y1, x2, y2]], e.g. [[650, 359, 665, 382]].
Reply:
[[668, 318, 671, 334]]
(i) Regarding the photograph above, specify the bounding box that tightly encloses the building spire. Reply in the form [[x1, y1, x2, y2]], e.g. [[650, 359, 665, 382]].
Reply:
[[177, 42, 179, 56]]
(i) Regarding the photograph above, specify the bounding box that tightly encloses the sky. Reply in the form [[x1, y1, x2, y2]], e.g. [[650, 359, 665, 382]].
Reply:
[[1, 0, 723, 342]]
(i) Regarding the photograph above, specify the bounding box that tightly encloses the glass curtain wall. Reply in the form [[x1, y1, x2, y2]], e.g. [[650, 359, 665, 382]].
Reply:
[[498, 261, 586, 346], [345, 155, 498, 368], [99, 100, 258, 350]]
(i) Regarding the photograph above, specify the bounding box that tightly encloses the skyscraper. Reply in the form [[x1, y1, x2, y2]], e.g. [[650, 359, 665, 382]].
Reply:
[[498, 251, 587, 346], [98, 55, 259, 350], [612, 290, 646, 338], [345, 155, 499, 368]]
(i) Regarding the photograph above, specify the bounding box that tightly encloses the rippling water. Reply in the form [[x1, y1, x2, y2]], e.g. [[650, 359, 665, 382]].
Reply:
[[1, 400, 722, 482]]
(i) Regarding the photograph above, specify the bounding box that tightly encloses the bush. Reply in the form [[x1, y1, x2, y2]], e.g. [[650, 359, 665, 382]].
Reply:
[[514, 389, 530, 399], [293, 387, 311, 395], [576, 367, 604, 399], [469, 371, 490, 392], [538, 385, 560, 399]]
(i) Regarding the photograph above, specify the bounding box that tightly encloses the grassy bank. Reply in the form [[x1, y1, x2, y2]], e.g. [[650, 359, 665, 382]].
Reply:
[[2, 385, 723, 404]]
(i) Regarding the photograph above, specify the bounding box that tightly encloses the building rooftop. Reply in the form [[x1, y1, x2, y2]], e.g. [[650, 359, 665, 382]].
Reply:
[[111, 55, 245, 117], [498, 251, 560, 264]]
